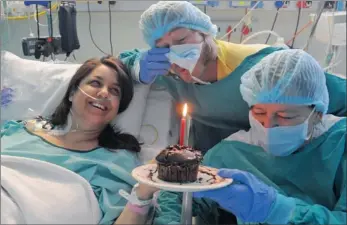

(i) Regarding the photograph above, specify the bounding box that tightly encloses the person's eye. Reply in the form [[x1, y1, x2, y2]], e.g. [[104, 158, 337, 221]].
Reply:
[[254, 111, 265, 115], [179, 37, 186, 42], [252, 109, 265, 115], [278, 115, 297, 120], [90, 80, 101, 87], [110, 88, 120, 96]]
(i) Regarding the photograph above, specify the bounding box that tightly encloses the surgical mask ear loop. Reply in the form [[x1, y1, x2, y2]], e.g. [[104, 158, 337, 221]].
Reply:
[[190, 43, 211, 85], [305, 107, 317, 141]]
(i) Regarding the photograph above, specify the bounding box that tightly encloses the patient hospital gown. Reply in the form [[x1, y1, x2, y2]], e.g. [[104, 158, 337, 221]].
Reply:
[[1, 120, 140, 225], [153, 116, 347, 225]]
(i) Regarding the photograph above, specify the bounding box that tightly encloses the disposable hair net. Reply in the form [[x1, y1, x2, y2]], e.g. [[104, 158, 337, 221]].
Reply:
[[139, 1, 218, 47], [240, 49, 329, 114]]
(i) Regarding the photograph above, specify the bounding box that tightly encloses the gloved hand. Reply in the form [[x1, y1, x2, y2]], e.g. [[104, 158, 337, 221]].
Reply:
[[139, 48, 171, 84], [193, 169, 277, 223], [1, 87, 14, 107]]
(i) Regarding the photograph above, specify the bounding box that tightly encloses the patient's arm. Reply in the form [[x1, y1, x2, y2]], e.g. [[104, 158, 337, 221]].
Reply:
[[115, 203, 152, 224], [114, 161, 159, 225]]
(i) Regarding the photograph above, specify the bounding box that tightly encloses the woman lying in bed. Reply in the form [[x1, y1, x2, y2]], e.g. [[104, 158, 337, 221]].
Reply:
[[1, 56, 157, 224]]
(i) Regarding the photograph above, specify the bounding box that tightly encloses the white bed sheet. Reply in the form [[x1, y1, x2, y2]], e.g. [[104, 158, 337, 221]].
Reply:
[[1, 155, 101, 224]]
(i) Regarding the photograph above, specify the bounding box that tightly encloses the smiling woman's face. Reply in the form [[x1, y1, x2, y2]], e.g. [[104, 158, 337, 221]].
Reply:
[[70, 64, 121, 131]]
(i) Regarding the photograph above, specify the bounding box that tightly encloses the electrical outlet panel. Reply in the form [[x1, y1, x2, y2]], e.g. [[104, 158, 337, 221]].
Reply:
[[251, 1, 264, 9], [189, 1, 208, 5], [282, 1, 291, 8], [207, 1, 219, 7], [336, 1, 344, 10], [229, 1, 252, 8], [296, 1, 313, 8], [324, 1, 336, 9]]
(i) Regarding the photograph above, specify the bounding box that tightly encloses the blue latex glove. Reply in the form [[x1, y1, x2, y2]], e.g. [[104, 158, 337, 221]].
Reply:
[[139, 48, 171, 84], [1, 88, 14, 107], [193, 169, 277, 223]]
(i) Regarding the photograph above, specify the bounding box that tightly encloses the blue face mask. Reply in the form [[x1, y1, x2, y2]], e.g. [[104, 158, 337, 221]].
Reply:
[[249, 109, 315, 156], [165, 43, 210, 85]]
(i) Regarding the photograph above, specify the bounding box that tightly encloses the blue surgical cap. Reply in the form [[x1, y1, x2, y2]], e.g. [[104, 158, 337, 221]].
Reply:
[[139, 1, 218, 48], [240, 49, 329, 114]]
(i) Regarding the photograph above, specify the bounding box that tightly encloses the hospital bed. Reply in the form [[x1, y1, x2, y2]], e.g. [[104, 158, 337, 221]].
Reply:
[[1, 50, 179, 163], [1, 50, 182, 223]]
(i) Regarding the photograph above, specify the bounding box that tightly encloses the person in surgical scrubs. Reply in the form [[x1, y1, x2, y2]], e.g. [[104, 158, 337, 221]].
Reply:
[[119, 1, 346, 153], [1, 56, 158, 224], [153, 49, 346, 225]]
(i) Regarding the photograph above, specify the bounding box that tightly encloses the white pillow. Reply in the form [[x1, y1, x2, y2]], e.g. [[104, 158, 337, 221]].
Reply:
[[1, 51, 150, 137], [111, 84, 150, 137], [138, 87, 179, 163]]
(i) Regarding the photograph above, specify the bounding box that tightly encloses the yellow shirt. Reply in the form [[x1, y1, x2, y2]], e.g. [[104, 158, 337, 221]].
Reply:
[[216, 40, 269, 80]]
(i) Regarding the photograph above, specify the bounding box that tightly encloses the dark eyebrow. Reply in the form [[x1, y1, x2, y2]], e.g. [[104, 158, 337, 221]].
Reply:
[[252, 106, 265, 111], [277, 110, 300, 114], [94, 75, 120, 88], [94, 75, 103, 81]]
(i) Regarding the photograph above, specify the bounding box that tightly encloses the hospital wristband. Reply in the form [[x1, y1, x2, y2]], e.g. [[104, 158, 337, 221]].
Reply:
[[126, 202, 151, 215], [118, 184, 153, 207]]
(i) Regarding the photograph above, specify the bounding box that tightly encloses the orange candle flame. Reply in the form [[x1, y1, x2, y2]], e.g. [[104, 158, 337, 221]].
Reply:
[[182, 103, 188, 117]]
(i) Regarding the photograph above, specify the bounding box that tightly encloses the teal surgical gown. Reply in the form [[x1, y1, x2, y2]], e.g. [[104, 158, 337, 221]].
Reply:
[[153, 117, 347, 225], [119, 47, 347, 152], [1, 120, 140, 225]]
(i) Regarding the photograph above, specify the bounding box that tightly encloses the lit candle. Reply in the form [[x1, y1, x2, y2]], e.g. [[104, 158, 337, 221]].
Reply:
[[179, 103, 188, 146], [184, 113, 191, 146]]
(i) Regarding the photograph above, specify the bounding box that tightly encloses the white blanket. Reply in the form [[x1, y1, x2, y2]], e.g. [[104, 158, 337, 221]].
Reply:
[[1, 155, 102, 224]]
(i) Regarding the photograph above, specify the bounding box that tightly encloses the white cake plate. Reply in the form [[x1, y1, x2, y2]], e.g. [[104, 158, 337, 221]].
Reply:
[[132, 164, 232, 225], [132, 164, 233, 192]]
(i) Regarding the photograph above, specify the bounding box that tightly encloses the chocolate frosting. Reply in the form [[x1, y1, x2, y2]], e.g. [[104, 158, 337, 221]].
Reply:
[[155, 145, 202, 164]]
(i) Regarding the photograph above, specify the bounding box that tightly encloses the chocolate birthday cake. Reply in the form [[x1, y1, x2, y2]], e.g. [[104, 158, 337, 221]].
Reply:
[[155, 145, 203, 183]]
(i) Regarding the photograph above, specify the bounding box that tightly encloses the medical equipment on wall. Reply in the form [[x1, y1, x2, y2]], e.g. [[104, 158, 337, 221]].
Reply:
[[229, 1, 252, 8], [1, 2, 10, 47], [220, 1, 260, 40], [21, 1, 61, 60], [265, 3, 281, 44], [315, 11, 346, 46], [302, 0, 326, 51], [314, 11, 346, 72], [241, 30, 287, 47], [240, 9, 253, 42], [1, 1, 79, 60], [4, 1, 35, 16], [58, 1, 80, 58], [335, 1, 345, 11], [3, 1, 54, 19], [0, 2, 4, 19], [86, 1, 115, 55], [290, 4, 302, 48]]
